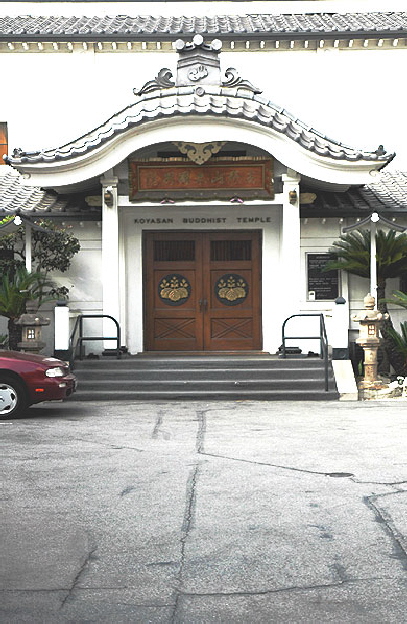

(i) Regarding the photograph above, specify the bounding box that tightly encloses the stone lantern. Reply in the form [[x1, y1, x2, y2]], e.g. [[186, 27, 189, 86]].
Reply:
[[352, 294, 388, 388], [15, 300, 50, 353]]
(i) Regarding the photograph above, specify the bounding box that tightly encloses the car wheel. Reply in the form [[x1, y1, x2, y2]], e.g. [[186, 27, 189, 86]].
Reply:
[[0, 376, 28, 419]]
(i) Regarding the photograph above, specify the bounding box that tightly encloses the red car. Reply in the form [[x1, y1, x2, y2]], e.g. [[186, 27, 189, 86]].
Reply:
[[0, 350, 77, 419]]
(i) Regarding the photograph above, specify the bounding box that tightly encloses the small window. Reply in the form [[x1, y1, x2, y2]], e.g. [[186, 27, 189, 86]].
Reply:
[[154, 240, 195, 262], [211, 240, 252, 261], [0, 122, 8, 164]]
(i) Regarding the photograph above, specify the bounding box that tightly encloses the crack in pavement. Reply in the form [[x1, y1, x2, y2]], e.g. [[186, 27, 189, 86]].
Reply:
[[151, 410, 172, 440], [199, 450, 331, 476], [60, 546, 98, 609], [364, 492, 407, 568], [196, 410, 208, 454], [352, 479, 407, 487], [1, 589, 72, 594], [195, 413, 407, 486], [196, 411, 332, 475], [171, 421, 203, 623], [177, 576, 398, 599], [180, 464, 200, 558], [74, 438, 144, 452], [152, 411, 164, 439], [120, 485, 138, 497]]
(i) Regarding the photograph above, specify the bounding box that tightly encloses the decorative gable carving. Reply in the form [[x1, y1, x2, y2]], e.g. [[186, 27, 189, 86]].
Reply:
[[135, 35, 261, 96], [172, 141, 226, 165]]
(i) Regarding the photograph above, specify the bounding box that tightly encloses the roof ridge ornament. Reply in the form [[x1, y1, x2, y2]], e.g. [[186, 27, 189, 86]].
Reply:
[[135, 35, 262, 96], [174, 34, 222, 54], [175, 35, 223, 88], [222, 68, 262, 94], [134, 68, 175, 96]]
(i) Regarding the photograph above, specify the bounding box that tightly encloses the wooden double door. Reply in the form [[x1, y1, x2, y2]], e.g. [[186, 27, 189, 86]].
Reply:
[[144, 231, 261, 351]]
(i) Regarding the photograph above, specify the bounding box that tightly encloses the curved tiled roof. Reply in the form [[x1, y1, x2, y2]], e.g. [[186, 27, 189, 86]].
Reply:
[[0, 171, 96, 216], [0, 13, 406, 40], [305, 171, 407, 215], [5, 85, 394, 166], [360, 169, 407, 211], [1, 170, 405, 217]]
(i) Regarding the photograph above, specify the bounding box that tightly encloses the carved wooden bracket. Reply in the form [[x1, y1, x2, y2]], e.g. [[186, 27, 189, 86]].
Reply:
[[172, 141, 226, 165]]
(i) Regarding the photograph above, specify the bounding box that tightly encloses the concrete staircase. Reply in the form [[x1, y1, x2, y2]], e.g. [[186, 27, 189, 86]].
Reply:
[[72, 354, 339, 401]]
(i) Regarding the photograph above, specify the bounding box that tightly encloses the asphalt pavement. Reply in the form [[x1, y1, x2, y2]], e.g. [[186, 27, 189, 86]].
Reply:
[[1, 399, 407, 623]]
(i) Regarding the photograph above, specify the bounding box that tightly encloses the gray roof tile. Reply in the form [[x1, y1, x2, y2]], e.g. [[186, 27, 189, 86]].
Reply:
[[1, 170, 405, 217], [5, 86, 394, 166], [305, 171, 407, 215], [0, 172, 94, 216], [0, 13, 405, 40]]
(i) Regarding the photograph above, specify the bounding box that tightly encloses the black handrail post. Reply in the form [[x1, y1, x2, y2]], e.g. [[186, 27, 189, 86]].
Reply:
[[281, 318, 286, 358], [117, 324, 121, 359], [320, 314, 324, 360], [79, 315, 84, 360], [281, 313, 330, 392], [320, 313, 329, 392], [325, 354, 329, 392], [69, 313, 122, 364]]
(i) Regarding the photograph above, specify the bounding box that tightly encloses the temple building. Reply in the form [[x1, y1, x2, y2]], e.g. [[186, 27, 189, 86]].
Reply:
[[0, 3, 406, 366]]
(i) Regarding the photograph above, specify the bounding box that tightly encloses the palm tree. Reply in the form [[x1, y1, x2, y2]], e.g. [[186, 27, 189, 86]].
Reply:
[[325, 229, 407, 376], [381, 290, 407, 375], [0, 267, 56, 350], [386, 322, 407, 373], [381, 289, 407, 309]]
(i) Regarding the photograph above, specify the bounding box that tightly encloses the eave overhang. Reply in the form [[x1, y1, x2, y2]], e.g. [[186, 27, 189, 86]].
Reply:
[[5, 85, 393, 191], [301, 170, 407, 217], [0, 12, 406, 44], [0, 171, 100, 219]]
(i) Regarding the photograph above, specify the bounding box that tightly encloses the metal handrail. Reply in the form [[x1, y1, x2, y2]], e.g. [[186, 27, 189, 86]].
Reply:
[[69, 314, 121, 367], [281, 313, 329, 392]]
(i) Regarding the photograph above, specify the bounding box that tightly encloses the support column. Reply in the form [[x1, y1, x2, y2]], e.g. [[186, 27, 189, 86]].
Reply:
[[281, 168, 301, 322], [101, 173, 120, 350], [25, 222, 32, 272]]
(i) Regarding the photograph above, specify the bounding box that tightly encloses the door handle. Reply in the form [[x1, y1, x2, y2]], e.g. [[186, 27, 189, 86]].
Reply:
[[199, 298, 208, 311]]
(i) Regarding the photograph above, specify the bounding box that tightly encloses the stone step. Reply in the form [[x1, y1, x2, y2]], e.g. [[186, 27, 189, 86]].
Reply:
[[74, 356, 326, 370], [72, 388, 338, 402], [72, 355, 339, 401], [76, 378, 335, 391], [75, 367, 334, 382]]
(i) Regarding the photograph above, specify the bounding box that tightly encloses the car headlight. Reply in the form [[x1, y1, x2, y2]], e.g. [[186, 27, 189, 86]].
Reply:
[[45, 367, 66, 378]]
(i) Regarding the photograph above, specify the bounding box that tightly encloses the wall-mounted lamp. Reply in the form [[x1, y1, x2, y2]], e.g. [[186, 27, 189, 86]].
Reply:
[[288, 190, 297, 204], [14, 215, 22, 226], [104, 186, 114, 207]]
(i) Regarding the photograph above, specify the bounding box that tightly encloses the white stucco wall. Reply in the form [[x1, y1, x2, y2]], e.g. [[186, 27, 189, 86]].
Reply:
[[1, 38, 407, 172]]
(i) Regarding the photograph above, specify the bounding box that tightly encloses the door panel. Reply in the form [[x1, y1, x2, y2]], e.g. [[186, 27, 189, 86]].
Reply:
[[205, 232, 260, 350], [144, 231, 261, 351], [152, 267, 202, 350], [145, 232, 203, 351]]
